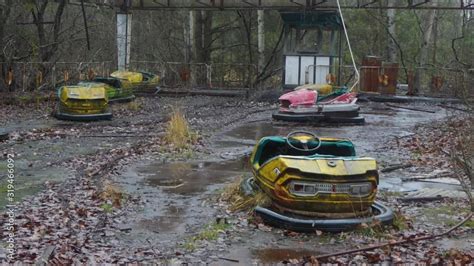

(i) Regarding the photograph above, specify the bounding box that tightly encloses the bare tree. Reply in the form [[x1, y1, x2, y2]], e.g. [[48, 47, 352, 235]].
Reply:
[[0, 0, 13, 91], [386, 1, 397, 62], [414, 2, 437, 94], [30, 0, 67, 63]]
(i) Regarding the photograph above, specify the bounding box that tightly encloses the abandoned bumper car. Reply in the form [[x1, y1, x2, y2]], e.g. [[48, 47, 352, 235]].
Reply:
[[110, 70, 160, 91], [54, 82, 112, 121], [92, 77, 135, 102], [242, 131, 393, 232], [272, 84, 364, 124]]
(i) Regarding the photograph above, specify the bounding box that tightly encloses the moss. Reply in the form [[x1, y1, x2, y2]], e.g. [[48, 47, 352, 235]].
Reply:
[[422, 205, 469, 217], [181, 222, 231, 252], [0, 184, 8, 194], [100, 203, 113, 213], [419, 204, 470, 227], [193, 222, 231, 241], [392, 211, 410, 231], [462, 219, 474, 228], [18, 95, 33, 103], [446, 218, 474, 228], [182, 241, 196, 251]]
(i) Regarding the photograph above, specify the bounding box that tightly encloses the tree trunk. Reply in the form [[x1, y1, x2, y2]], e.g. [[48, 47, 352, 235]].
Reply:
[[202, 11, 212, 64], [0, 0, 12, 91], [189, 10, 195, 62], [34, 0, 66, 63], [257, 9, 265, 75], [190, 10, 212, 87], [183, 11, 190, 64], [414, 4, 437, 94], [28, 0, 67, 90], [386, 2, 397, 62], [238, 11, 253, 65], [189, 10, 197, 87]]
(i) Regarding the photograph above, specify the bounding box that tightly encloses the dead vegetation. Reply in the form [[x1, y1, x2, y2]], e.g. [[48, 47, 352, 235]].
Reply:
[[398, 114, 473, 210], [126, 99, 142, 111], [448, 116, 474, 211], [165, 107, 198, 149], [100, 181, 125, 208], [220, 177, 271, 212]]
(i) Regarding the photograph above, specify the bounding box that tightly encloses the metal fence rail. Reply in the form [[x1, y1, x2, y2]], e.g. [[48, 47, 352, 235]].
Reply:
[[0, 61, 113, 92], [0, 61, 472, 99]]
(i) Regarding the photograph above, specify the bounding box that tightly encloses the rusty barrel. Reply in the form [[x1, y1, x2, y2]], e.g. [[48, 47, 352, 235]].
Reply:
[[360, 56, 382, 93], [381, 62, 399, 94]]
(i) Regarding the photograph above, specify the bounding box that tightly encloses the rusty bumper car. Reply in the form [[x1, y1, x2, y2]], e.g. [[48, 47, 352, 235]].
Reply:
[[244, 131, 393, 232], [272, 84, 364, 124], [54, 82, 112, 121], [90, 77, 135, 103], [110, 70, 160, 91]]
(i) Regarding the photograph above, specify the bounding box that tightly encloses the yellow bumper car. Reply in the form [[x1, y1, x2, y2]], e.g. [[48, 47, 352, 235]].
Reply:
[[54, 82, 112, 121], [244, 131, 393, 232]]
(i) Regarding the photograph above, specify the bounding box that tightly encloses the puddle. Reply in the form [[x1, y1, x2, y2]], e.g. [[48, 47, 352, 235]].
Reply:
[[216, 102, 446, 156], [114, 157, 251, 246], [138, 157, 249, 194], [214, 245, 330, 265], [222, 122, 346, 142], [252, 248, 317, 263], [379, 177, 464, 192], [223, 122, 289, 141], [138, 205, 186, 234]]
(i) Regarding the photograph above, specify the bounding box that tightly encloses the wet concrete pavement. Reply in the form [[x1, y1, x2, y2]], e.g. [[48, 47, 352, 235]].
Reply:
[[109, 100, 467, 263], [2, 96, 470, 263]]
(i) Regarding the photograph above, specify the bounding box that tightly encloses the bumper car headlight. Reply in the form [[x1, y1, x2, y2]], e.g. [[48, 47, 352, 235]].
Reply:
[[289, 181, 373, 197]]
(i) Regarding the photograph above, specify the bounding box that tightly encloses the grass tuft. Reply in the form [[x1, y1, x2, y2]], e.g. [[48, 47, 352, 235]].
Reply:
[[392, 211, 410, 230], [220, 177, 271, 212], [100, 181, 124, 208], [165, 107, 198, 149], [354, 219, 385, 238], [100, 203, 113, 213], [182, 222, 230, 252], [127, 99, 142, 111]]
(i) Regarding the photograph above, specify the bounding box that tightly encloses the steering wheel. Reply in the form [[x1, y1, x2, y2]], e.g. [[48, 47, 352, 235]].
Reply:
[[286, 131, 322, 152]]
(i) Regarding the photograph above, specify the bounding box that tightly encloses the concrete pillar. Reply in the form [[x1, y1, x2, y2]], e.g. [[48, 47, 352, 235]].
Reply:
[[189, 11, 195, 61], [183, 11, 191, 63], [257, 9, 265, 74], [117, 12, 132, 70]]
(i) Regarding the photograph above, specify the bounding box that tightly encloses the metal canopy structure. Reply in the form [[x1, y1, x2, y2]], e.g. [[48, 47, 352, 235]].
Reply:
[[73, 0, 472, 71], [79, 0, 474, 10]]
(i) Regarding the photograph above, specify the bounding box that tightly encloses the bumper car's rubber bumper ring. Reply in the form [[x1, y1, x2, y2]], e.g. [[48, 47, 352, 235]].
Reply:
[[272, 112, 365, 124], [241, 177, 393, 232], [255, 202, 394, 232], [54, 111, 113, 121]]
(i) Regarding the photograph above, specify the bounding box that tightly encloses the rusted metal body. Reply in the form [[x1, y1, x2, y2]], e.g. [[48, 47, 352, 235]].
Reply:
[[250, 134, 378, 217], [381, 62, 399, 94], [360, 56, 382, 93]]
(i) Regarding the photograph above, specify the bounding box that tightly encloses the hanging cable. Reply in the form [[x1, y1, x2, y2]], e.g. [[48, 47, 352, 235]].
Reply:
[[336, 0, 359, 92]]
